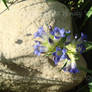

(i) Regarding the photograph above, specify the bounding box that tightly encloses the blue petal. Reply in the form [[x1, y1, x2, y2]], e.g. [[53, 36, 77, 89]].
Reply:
[[66, 30, 71, 34], [81, 32, 87, 40], [67, 35, 71, 41], [51, 27, 61, 38], [52, 47, 62, 64], [50, 31, 54, 35], [69, 68, 79, 74], [54, 56, 61, 65], [39, 46, 47, 53], [54, 36, 61, 39], [54, 27, 60, 32], [76, 43, 86, 53], [52, 52, 56, 56], [34, 27, 45, 38], [56, 47, 62, 51], [61, 54, 67, 59], [60, 28, 65, 37], [34, 50, 40, 56], [62, 48, 67, 54]]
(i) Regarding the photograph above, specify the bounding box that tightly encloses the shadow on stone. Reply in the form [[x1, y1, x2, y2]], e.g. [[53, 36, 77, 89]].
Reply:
[[0, 53, 41, 77]]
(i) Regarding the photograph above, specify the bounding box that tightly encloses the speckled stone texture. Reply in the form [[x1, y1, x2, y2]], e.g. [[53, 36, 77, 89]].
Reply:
[[0, 0, 86, 92]]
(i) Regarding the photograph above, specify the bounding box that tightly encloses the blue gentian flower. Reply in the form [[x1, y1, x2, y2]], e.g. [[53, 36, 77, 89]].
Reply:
[[50, 27, 65, 39], [76, 43, 86, 53], [52, 47, 62, 65], [34, 26, 46, 38], [53, 27, 61, 39], [52, 47, 68, 65], [61, 48, 67, 59], [33, 26, 88, 74], [65, 30, 71, 34], [69, 67, 79, 73], [34, 41, 41, 56], [34, 41, 47, 56], [63, 62, 79, 74], [60, 28, 66, 37], [65, 35, 71, 45], [81, 32, 87, 41], [69, 62, 79, 73], [62, 48, 67, 53], [75, 32, 87, 53], [53, 56, 61, 65]]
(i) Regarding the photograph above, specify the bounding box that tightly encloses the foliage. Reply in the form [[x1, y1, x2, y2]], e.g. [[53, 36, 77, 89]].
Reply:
[[86, 6, 92, 18], [89, 82, 92, 92], [81, 6, 92, 30], [85, 41, 92, 51], [2, 0, 8, 9], [77, 0, 84, 7]]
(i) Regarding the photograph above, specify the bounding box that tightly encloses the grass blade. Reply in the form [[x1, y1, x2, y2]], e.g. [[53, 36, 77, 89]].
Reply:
[[2, 0, 9, 9]]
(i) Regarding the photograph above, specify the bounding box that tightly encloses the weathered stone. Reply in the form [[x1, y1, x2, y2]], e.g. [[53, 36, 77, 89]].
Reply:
[[0, 0, 86, 92]]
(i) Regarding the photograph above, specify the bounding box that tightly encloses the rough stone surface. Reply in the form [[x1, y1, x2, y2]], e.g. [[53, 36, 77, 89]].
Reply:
[[0, 0, 86, 92]]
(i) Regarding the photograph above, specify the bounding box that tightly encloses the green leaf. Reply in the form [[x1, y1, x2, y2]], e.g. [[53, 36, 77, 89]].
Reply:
[[88, 82, 92, 92], [61, 62, 67, 70], [84, 41, 92, 51], [2, 0, 9, 9], [80, 6, 92, 30], [90, 88, 92, 92], [86, 6, 92, 18], [45, 53, 52, 56], [78, 0, 84, 3], [89, 82, 92, 87]]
